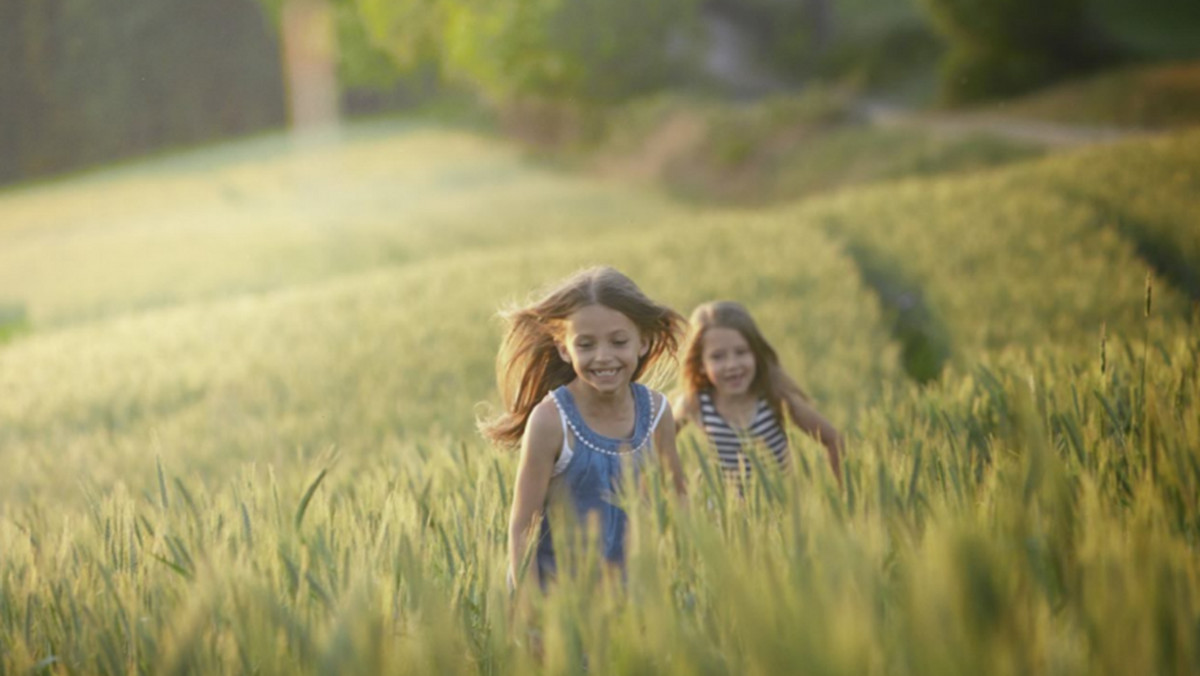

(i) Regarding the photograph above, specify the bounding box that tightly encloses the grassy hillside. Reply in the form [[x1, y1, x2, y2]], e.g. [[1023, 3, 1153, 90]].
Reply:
[[0, 122, 679, 328], [986, 61, 1200, 130], [587, 91, 1047, 205], [0, 121, 1197, 674], [793, 130, 1200, 371], [0, 122, 901, 505]]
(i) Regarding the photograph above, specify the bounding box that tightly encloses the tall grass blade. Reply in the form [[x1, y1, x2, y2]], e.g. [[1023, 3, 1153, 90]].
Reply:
[[156, 456, 169, 512], [294, 469, 328, 530]]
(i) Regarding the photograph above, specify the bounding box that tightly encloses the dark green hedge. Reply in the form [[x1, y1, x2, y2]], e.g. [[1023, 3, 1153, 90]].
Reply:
[[0, 0, 286, 185]]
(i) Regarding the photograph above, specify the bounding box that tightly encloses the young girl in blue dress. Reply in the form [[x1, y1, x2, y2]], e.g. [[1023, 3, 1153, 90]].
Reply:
[[481, 266, 688, 592], [674, 300, 843, 484]]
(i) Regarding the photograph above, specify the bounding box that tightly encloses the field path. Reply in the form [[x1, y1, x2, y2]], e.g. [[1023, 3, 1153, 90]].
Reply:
[[855, 99, 1161, 147]]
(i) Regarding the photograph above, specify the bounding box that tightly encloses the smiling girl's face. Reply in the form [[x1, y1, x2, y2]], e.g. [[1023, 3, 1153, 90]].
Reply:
[[557, 304, 649, 395], [701, 326, 756, 397]]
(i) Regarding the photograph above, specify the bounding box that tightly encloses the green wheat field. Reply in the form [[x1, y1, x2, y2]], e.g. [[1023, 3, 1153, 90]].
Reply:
[[1, 121, 1198, 674]]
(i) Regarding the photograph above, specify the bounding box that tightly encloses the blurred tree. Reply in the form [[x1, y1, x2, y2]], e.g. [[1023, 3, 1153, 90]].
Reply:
[[259, 0, 414, 99], [1093, 0, 1200, 60], [353, 0, 445, 76], [337, 0, 424, 90], [353, 0, 702, 105], [707, 0, 832, 76], [703, 0, 940, 90], [917, 0, 1118, 101]]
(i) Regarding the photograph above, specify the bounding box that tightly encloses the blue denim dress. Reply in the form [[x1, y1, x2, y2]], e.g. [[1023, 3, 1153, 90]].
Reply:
[[534, 382, 660, 584]]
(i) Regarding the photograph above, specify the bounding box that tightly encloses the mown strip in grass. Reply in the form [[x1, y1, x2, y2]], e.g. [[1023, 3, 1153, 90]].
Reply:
[[1040, 130, 1200, 304], [1055, 186, 1200, 304], [795, 132, 1197, 372], [838, 242, 953, 384]]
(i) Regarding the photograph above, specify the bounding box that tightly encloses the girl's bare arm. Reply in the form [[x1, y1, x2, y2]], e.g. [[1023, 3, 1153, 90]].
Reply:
[[784, 391, 844, 484], [508, 401, 561, 591], [655, 398, 688, 497], [671, 394, 695, 436]]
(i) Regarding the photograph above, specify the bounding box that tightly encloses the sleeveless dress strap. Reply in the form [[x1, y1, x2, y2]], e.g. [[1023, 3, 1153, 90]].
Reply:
[[548, 391, 574, 476], [649, 392, 668, 434]]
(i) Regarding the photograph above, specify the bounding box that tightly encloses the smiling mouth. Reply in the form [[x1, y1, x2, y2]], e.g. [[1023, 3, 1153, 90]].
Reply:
[[591, 368, 619, 377]]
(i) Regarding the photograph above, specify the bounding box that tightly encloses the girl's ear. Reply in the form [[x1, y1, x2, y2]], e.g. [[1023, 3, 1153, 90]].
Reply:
[[638, 336, 650, 358], [556, 341, 571, 364]]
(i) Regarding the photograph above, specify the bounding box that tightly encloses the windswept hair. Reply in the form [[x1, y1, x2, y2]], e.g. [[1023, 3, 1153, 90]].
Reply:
[[480, 266, 685, 447], [680, 300, 809, 425]]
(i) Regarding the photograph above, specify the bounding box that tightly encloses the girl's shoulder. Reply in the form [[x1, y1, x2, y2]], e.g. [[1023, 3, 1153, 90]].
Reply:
[[637, 386, 675, 438], [635, 382, 666, 398], [524, 397, 566, 447], [635, 383, 670, 407]]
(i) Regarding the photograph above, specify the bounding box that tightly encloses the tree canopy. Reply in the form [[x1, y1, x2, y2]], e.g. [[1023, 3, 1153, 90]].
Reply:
[[354, 0, 701, 104]]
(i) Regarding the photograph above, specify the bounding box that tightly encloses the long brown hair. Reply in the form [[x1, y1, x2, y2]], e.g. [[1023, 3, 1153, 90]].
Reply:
[[680, 301, 809, 425], [480, 266, 685, 447]]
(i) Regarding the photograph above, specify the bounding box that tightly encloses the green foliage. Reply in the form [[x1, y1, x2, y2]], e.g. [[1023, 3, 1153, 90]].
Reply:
[[1093, 0, 1200, 59], [441, 0, 581, 101], [939, 45, 1068, 102], [712, 0, 939, 86], [356, 0, 701, 104], [353, 0, 445, 75], [920, 0, 1091, 51], [332, 0, 412, 90], [917, 0, 1116, 101], [255, 0, 428, 101], [990, 61, 1200, 130]]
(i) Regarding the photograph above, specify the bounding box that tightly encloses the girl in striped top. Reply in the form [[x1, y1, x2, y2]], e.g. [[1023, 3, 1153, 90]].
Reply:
[[674, 301, 843, 484]]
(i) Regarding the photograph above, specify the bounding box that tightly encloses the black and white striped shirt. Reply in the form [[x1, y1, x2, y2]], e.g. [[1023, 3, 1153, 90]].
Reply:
[[699, 391, 790, 475]]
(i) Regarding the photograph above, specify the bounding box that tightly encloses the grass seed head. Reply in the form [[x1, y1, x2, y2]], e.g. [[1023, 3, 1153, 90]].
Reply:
[[1145, 270, 1153, 318], [1100, 322, 1107, 375]]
